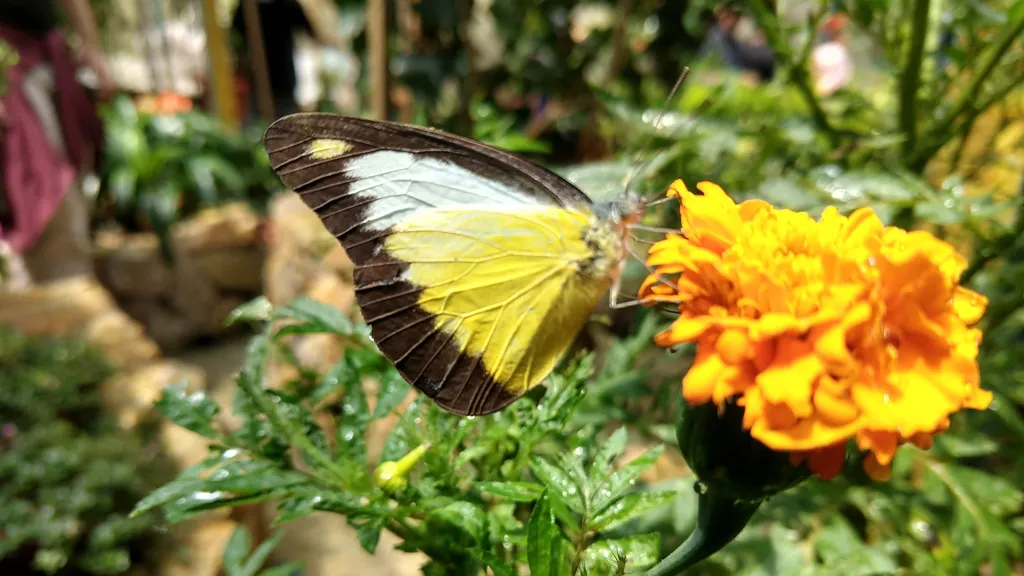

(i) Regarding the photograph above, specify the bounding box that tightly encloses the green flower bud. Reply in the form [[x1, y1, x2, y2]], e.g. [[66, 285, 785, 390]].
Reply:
[[373, 443, 429, 494], [646, 396, 812, 575]]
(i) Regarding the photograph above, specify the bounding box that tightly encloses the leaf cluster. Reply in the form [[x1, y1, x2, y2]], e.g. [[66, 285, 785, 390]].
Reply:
[[138, 298, 679, 575], [0, 328, 167, 575]]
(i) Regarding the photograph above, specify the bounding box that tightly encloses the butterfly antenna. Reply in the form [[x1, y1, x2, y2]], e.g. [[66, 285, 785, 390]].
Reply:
[[623, 67, 691, 196]]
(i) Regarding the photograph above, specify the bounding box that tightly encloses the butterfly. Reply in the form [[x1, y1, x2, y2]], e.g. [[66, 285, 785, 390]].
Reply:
[[263, 113, 668, 416]]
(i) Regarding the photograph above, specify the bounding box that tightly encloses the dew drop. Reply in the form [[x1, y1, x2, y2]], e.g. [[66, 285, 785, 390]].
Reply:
[[694, 481, 708, 495]]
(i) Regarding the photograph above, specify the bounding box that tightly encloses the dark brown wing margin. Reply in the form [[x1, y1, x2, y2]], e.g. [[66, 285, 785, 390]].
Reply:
[[262, 113, 588, 415]]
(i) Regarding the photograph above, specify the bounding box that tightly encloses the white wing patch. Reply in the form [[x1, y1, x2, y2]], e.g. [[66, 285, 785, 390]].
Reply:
[[343, 151, 543, 231]]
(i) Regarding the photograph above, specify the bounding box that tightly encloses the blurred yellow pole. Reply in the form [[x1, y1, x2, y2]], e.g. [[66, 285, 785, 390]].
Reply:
[[367, 0, 389, 120], [199, 0, 238, 129]]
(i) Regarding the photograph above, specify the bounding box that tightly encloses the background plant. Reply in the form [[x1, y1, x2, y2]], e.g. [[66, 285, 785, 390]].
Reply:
[[96, 95, 282, 259], [0, 328, 169, 576]]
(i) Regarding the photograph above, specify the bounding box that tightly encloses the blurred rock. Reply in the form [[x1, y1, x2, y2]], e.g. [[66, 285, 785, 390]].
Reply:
[[103, 360, 205, 431], [159, 519, 238, 576], [95, 203, 265, 351], [0, 276, 159, 367]]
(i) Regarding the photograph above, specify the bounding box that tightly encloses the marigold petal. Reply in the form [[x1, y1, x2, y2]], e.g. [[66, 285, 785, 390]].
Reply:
[[716, 328, 751, 364], [812, 382, 860, 426], [756, 337, 822, 418], [952, 287, 987, 325], [807, 444, 847, 480], [682, 343, 724, 405], [857, 430, 899, 466], [862, 453, 892, 481]]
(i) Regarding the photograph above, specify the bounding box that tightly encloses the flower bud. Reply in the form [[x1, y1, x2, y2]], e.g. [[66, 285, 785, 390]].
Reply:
[[373, 443, 429, 494]]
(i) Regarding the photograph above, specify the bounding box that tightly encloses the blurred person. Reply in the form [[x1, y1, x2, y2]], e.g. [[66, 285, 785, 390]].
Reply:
[[700, 3, 775, 83], [0, 0, 113, 283], [811, 13, 853, 96], [232, 0, 319, 119]]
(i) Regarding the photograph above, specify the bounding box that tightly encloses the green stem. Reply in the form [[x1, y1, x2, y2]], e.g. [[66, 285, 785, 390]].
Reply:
[[237, 331, 349, 485], [747, 0, 838, 145], [899, 0, 931, 157], [909, 7, 1024, 169], [645, 491, 761, 576]]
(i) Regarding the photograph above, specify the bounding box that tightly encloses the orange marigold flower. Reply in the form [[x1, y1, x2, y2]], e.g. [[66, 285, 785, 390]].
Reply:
[[641, 179, 991, 481]]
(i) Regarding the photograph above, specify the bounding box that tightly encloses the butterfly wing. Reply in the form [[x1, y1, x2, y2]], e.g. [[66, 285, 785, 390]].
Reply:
[[263, 114, 614, 415]]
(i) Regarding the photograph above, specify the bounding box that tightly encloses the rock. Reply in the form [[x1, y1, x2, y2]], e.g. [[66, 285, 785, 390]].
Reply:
[[173, 202, 261, 253], [192, 248, 265, 293], [102, 360, 205, 430], [95, 231, 173, 298], [159, 519, 239, 576], [120, 299, 197, 353], [0, 276, 160, 367], [94, 203, 266, 350]]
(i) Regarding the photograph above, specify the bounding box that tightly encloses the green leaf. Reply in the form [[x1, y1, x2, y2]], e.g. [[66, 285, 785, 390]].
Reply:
[[241, 531, 286, 576], [154, 381, 220, 439], [469, 549, 517, 576], [371, 371, 409, 420], [131, 476, 205, 517], [274, 297, 356, 337], [478, 481, 546, 502], [582, 533, 660, 571], [222, 525, 253, 576], [592, 445, 664, 513], [530, 456, 584, 512], [589, 427, 629, 486], [204, 461, 309, 494], [336, 356, 370, 467], [527, 490, 566, 576], [355, 517, 385, 553], [226, 297, 273, 326], [814, 516, 898, 575], [429, 502, 487, 543], [590, 491, 678, 532]]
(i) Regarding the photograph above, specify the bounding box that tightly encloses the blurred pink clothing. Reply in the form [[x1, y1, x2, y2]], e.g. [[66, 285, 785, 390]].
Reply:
[[812, 41, 853, 96], [0, 25, 102, 253]]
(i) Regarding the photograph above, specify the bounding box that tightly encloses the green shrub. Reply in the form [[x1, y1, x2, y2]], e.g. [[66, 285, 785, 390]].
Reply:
[[0, 328, 166, 575], [96, 96, 282, 259]]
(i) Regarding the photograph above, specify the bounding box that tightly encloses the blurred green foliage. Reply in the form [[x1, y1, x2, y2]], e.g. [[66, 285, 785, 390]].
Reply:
[[96, 96, 282, 259], [0, 329, 166, 575]]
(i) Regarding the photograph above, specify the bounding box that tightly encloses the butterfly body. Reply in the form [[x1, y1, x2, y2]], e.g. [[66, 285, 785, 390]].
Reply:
[[264, 114, 643, 415]]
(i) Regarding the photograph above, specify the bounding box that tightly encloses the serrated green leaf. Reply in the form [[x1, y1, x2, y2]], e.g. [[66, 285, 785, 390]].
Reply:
[[274, 297, 355, 337], [336, 356, 370, 467], [479, 481, 546, 502], [469, 548, 517, 576], [592, 445, 664, 513], [530, 456, 584, 512], [429, 502, 487, 543], [226, 297, 273, 326], [371, 371, 409, 420], [154, 381, 220, 439], [527, 490, 567, 576], [130, 477, 205, 517], [590, 491, 678, 532], [582, 533, 660, 571], [354, 517, 385, 553], [589, 428, 629, 486]]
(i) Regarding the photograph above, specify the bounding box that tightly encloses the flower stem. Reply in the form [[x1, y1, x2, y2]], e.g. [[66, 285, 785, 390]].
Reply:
[[909, 8, 1024, 170], [898, 0, 931, 158], [645, 490, 761, 576]]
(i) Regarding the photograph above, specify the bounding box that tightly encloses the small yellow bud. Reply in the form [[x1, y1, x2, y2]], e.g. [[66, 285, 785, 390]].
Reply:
[[373, 443, 430, 494]]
